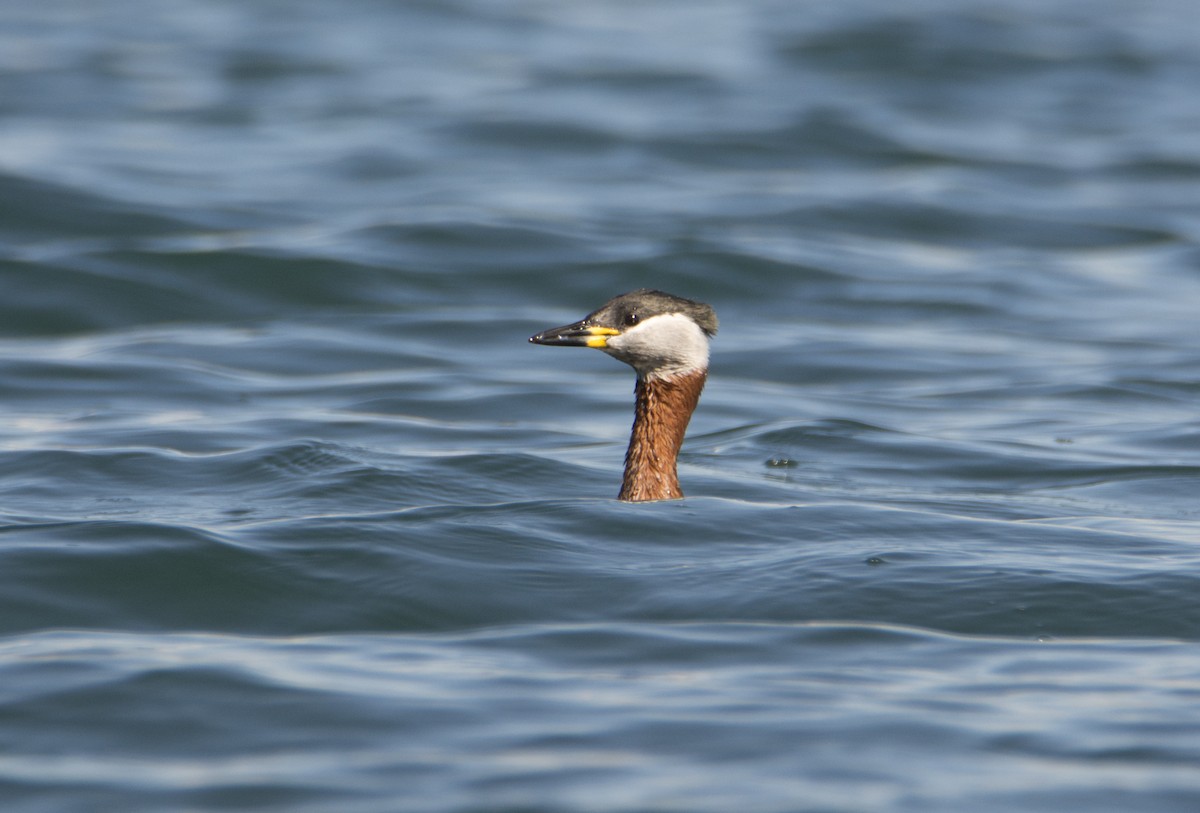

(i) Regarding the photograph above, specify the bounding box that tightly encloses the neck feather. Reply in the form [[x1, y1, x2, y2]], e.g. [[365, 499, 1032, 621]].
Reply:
[[619, 367, 707, 502]]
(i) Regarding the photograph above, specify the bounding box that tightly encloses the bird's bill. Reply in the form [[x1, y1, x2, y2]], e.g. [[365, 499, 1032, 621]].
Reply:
[[529, 321, 619, 348]]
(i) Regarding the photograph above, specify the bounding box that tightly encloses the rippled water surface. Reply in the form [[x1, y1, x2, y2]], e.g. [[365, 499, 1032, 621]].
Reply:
[[3, 1, 1200, 811]]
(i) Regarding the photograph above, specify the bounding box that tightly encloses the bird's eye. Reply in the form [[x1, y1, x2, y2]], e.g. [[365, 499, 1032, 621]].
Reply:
[[624, 312, 640, 327]]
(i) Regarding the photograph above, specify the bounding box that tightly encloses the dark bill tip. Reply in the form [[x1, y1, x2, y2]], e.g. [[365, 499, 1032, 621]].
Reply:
[[528, 321, 595, 347]]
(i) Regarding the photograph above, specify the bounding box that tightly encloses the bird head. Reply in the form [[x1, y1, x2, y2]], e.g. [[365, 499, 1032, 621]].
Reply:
[[529, 289, 717, 380]]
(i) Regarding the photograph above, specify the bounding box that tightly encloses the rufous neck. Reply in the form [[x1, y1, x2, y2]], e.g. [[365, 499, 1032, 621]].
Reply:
[[619, 367, 707, 502]]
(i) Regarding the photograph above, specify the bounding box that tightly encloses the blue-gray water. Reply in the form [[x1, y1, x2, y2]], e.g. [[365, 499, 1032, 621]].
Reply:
[[3, 1, 1200, 811]]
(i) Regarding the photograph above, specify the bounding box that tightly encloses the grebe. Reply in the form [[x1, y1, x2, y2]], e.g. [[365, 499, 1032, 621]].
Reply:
[[529, 289, 718, 502]]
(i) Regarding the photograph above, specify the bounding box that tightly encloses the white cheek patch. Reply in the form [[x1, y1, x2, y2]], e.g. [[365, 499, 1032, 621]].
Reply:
[[603, 313, 710, 378]]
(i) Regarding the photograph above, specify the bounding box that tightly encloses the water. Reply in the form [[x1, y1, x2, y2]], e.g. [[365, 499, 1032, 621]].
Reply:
[[2, 0, 1200, 810]]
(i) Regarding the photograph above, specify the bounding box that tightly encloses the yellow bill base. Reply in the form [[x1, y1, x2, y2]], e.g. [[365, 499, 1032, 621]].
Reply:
[[585, 326, 619, 348]]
